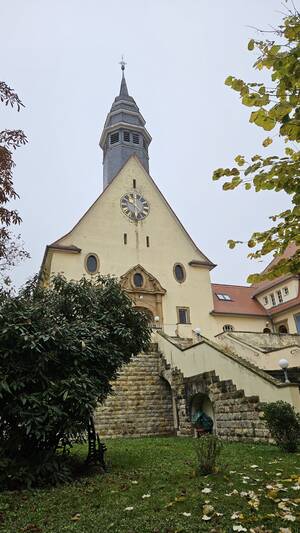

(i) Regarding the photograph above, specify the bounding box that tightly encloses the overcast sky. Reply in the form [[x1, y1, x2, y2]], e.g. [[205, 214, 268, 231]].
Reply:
[[1, 0, 291, 288]]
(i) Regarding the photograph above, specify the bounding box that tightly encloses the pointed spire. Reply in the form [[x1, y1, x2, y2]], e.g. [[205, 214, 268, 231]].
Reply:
[[119, 56, 129, 97]]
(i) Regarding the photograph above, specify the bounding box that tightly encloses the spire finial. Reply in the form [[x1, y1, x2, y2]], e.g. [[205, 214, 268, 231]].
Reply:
[[119, 55, 126, 74]]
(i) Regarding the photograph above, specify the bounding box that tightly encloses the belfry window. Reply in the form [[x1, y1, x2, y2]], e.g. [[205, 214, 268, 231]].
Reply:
[[110, 132, 119, 144], [123, 131, 130, 142], [132, 133, 139, 144]]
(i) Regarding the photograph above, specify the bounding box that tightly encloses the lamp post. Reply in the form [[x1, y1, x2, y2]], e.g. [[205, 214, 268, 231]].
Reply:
[[278, 358, 290, 383], [194, 327, 201, 342]]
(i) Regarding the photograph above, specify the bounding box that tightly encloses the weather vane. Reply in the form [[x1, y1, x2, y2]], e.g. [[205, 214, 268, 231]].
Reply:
[[119, 55, 126, 72]]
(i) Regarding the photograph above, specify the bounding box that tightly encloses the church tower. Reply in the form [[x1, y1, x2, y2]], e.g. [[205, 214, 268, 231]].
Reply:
[[99, 61, 152, 189]]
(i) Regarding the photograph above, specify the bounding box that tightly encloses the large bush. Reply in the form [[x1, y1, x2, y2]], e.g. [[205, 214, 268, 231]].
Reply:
[[0, 275, 151, 488], [263, 401, 300, 453]]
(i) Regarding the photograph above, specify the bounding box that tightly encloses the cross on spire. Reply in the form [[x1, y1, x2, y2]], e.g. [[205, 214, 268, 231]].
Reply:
[[119, 55, 126, 72]]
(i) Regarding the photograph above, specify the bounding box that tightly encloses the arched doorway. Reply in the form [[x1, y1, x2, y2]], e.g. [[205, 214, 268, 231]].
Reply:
[[135, 306, 154, 325], [120, 264, 166, 328], [263, 327, 271, 333], [190, 393, 215, 432], [278, 324, 288, 334]]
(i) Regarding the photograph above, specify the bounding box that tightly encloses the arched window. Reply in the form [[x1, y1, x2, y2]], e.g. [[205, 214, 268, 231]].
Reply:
[[263, 327, 271, 333], [223, 324, 234, 332], [173, 263, 186, 283], [278, 324, 288, 334], [85, 254, 99, 275], [133, 272, 144, 288]]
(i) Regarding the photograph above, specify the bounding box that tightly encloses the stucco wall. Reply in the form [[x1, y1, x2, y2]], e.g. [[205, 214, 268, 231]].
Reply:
[[212, 315, 267, 334], [216, 332, 300, 370], [273, 306, 300, 334], [156, 332, 300, 411], [257, 279, 299, 310], [48, 157, 218, 339]]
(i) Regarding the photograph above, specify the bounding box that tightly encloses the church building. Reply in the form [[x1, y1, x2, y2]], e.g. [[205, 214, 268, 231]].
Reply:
[[41, 65, 300, 440]]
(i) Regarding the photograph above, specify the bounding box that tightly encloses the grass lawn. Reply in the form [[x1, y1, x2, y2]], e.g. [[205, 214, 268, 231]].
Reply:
[[1, 437, 300, 532]]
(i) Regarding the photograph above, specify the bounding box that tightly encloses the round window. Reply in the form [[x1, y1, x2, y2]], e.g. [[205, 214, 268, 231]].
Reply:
[[174, 263, 186, 283], [86, 254, 98, 274], [133, 273, 144, 288]]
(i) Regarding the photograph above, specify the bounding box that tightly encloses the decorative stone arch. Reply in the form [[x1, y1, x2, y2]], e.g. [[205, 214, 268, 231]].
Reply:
[[120, 264, 166, 327], [134, 306, 154, 325]]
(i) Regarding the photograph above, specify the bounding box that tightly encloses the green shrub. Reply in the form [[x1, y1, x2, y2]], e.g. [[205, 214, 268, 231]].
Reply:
[[193, 434, 223, 475], [0, 274, 151, 489], [263, 401, 300, 453]]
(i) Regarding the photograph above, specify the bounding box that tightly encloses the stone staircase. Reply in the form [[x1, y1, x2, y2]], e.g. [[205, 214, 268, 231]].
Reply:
[[94, 342, 270, 442], [94, 344, 174, 438], [184, 371, 269, 442]]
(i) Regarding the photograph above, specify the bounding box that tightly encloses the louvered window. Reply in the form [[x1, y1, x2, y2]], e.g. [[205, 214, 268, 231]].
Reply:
[[132, 133, 139, 144], [123, 131, 130, 142], [110, 132, 119, 144]]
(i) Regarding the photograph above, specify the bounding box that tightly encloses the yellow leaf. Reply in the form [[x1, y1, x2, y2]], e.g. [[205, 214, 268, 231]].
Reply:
[[262, 137, 273, 147]]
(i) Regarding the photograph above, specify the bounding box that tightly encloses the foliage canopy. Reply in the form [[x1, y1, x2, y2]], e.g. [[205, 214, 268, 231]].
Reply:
[[0, 274, 151, 488], [263, 400, 300, 453], [0, 82, 29, 289], [213, 7, 300, 282]]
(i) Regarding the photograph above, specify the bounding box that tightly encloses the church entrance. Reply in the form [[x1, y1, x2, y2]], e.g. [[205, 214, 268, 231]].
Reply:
[[135, 306, 154, 325], [120, 264, 166, 328]]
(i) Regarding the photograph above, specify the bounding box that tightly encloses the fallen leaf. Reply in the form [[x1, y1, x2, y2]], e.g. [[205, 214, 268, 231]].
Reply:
[[124, 507, 134, 511], [202, 487, 212, 494], [182, 512, 191, 517], [203, 504, 214, 515], [282, 514, 296, 522], [71, 514, 81, 522]]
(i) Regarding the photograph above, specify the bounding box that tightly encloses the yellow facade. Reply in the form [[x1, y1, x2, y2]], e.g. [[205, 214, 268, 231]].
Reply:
[[43, 155, 300, 342], [45, 156, 218, 339]]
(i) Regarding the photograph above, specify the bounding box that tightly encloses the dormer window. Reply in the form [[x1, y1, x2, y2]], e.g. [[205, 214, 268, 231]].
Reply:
[[132, 133, 139, 144], [216, 293, 232, 301], [123, 131, 130, 142], [110, 132, 119, 144], [277, 289, 283, 303], [264, 296, 268, 305], [284, 287, 289, 295], [270, 293, 276, 306]]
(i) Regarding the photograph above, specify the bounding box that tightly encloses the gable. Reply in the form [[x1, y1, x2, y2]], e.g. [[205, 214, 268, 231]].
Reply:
[[47, 155, 215, 273]]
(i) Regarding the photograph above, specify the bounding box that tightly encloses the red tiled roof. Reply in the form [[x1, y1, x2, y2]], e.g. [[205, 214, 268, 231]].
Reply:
[[251, 243, 299, 295], [211, 284, 267, 317]]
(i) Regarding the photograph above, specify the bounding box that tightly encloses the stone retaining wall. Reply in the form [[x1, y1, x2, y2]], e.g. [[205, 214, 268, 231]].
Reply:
[[95, 348, 270, 443], [95, 350, 174, 437]]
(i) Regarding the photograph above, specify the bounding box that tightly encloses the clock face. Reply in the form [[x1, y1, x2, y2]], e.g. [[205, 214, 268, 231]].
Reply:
[[120, 192, 150, 221]]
